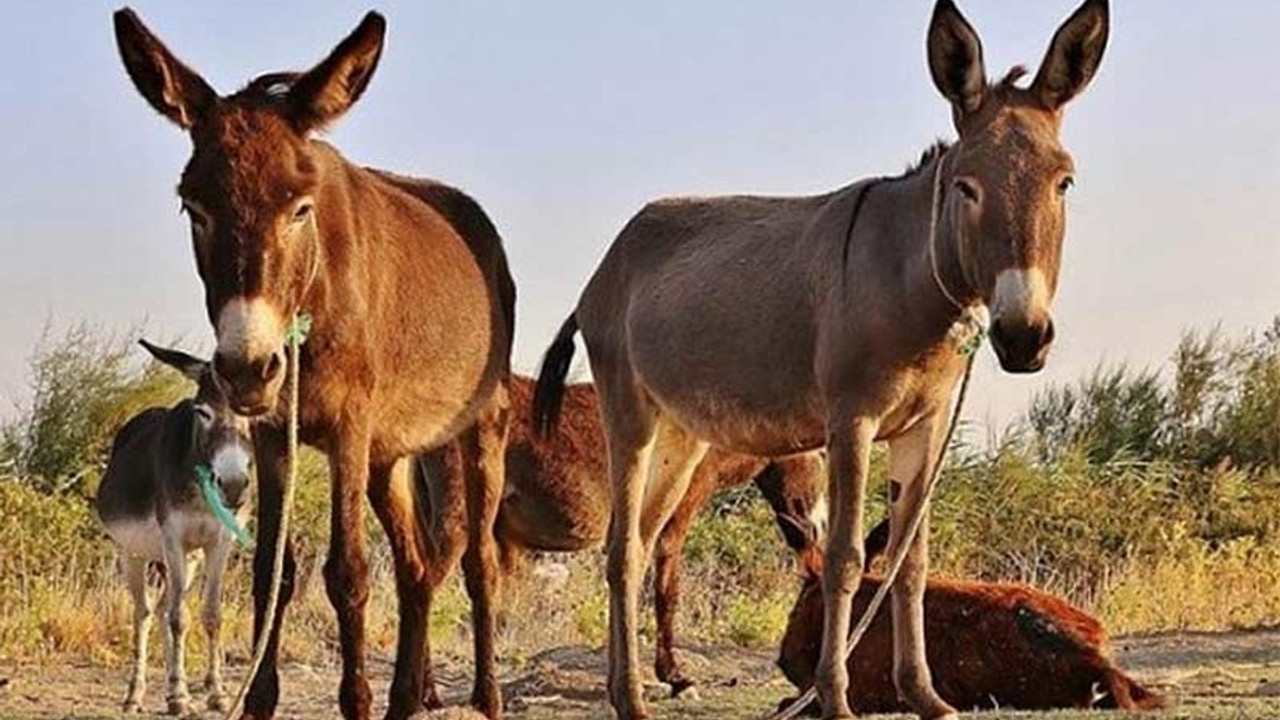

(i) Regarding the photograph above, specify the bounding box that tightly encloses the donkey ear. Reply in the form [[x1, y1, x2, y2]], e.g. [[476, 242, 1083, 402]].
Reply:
[[139, 339, 207, 382], [113, 8, 216, 130], [775, 512, 819, 553], [1031, 0, 1109, 111], [926, 0, 987, 119], [287, 12, 386, 131]]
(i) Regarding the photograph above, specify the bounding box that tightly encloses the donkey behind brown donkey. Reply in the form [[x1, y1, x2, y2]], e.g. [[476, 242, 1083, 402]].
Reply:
[[114, 10, 515, 720], [533, 1, 1110, 717], [97, 341, 252, 716], [419, 375, 827, 705]]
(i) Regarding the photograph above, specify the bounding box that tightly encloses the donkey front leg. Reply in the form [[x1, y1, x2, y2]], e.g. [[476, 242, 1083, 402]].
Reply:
[[815, 416, 875, 720], [886, 416, 957, 720], [368, 457, 432, 720], [160, 534, 191, 716], [243, 424, 298, 720], [325, 417, 375, 720], [460, 398, 510, 718], [122, 557, 153, 712], [201, 536, 233, 711]]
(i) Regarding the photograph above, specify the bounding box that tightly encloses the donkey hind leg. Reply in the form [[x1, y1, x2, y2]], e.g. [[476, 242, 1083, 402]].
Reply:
[[590, 368, 658, 720], [160, 534, 191, 716], [201, 536, 233, 711], [417, 445, 469, 710], [368, 457, 432, 720], [815, 417, 875, 720], [609, 412, 706, 720], [243, 424, 298, 720], [646, 435, 713, 698], [886, 417, 957, 720], [122, 556, 154, 712], [460, 393, 511, 718]]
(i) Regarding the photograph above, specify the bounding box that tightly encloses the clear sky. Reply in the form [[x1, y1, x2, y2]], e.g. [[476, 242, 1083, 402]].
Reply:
[[1, 1, 1277, 432]]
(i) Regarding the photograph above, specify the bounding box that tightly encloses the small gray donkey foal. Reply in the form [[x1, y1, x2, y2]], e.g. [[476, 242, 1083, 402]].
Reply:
[[96, 340, 253, 715]]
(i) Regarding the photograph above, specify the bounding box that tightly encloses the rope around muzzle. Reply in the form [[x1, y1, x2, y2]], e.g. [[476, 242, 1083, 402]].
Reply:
[[196, 464, 254, 548], [769, 155, 986, 720], [223, 312, 311, 720]]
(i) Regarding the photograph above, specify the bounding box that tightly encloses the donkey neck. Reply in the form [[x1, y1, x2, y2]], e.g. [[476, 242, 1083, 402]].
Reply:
[[859, 149, 981, 348]]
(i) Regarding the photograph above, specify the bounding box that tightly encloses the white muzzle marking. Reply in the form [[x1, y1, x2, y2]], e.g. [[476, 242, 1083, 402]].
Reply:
[[211, 444, 252, 483], [990, 268, 1050, 324], [216, 296, 285, 362]]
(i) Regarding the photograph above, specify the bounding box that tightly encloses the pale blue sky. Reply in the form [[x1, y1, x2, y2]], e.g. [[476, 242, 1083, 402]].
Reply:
[[1, 1, 1277, 431]]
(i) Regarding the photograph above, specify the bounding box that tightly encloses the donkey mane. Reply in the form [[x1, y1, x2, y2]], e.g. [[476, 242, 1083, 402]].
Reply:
[[896, 66, 1029, 179], [900, 139, 952, 179]]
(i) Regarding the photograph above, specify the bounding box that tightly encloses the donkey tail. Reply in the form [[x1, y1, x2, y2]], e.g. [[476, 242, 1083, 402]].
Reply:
[[532, 313, 579, 437]]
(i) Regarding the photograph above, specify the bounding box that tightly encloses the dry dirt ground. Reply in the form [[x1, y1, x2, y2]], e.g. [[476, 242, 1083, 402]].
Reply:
[[2, 629, 1279, 719]]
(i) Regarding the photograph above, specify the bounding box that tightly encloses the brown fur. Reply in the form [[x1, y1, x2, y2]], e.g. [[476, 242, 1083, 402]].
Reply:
[[776, 529, 1167, 714], [534, 2, 1109, 718], [114, 10, 514, 720], [419, 376, 826, 701]]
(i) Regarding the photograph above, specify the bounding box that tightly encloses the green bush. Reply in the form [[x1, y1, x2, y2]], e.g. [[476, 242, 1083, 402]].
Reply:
[[1, 322, 189, 496]]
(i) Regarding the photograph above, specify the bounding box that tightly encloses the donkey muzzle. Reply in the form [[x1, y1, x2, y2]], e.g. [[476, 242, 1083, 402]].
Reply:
[[218, 475, 249, 510], [990, 317, 1054, 373], [213, 349, 285, 415]]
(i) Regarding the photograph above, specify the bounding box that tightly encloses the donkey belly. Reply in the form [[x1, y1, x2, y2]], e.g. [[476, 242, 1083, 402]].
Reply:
[[104, 516, 165, 562], [624, 267, 826, 456]]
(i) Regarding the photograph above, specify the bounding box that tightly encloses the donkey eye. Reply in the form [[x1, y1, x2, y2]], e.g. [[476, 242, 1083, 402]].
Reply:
[[181, 202, 211, 233], [292, 202, 314, 223], [1057, 176, 1075, 196], [953, 179, 979, 203]]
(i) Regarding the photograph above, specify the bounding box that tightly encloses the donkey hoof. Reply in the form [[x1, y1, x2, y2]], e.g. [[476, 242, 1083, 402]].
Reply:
[[122, 699, 142, 714], [207, 693, 228, 712], [670, 682, 699, 702], [167, 697, 191, 716], [469, 686, 503, 719], [665, 676, 696, 696]]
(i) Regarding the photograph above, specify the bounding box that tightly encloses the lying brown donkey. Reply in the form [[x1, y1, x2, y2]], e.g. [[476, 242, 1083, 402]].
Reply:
[[419, 375, 826, 704], [776, 520, 1166, 714]]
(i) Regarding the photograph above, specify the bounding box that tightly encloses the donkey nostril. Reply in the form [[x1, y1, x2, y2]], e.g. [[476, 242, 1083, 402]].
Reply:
[[213, 353, 234, 383], [261, 352, 284, 382], [1042, 319, 1056, 346]]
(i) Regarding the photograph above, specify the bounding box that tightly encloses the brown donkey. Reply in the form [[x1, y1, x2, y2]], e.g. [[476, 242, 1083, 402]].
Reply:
[[533, 1, 1109, 718], [114, 10, 515, 720], [776, 520, 1166, 715], [419, 376, 826, 704]]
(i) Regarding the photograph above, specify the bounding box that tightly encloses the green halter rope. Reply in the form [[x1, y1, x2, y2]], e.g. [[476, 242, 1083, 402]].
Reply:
[[195, 463, 253, 547]]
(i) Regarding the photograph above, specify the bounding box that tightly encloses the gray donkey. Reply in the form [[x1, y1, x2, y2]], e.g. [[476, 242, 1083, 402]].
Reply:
[[96, 340, 253, 715]]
